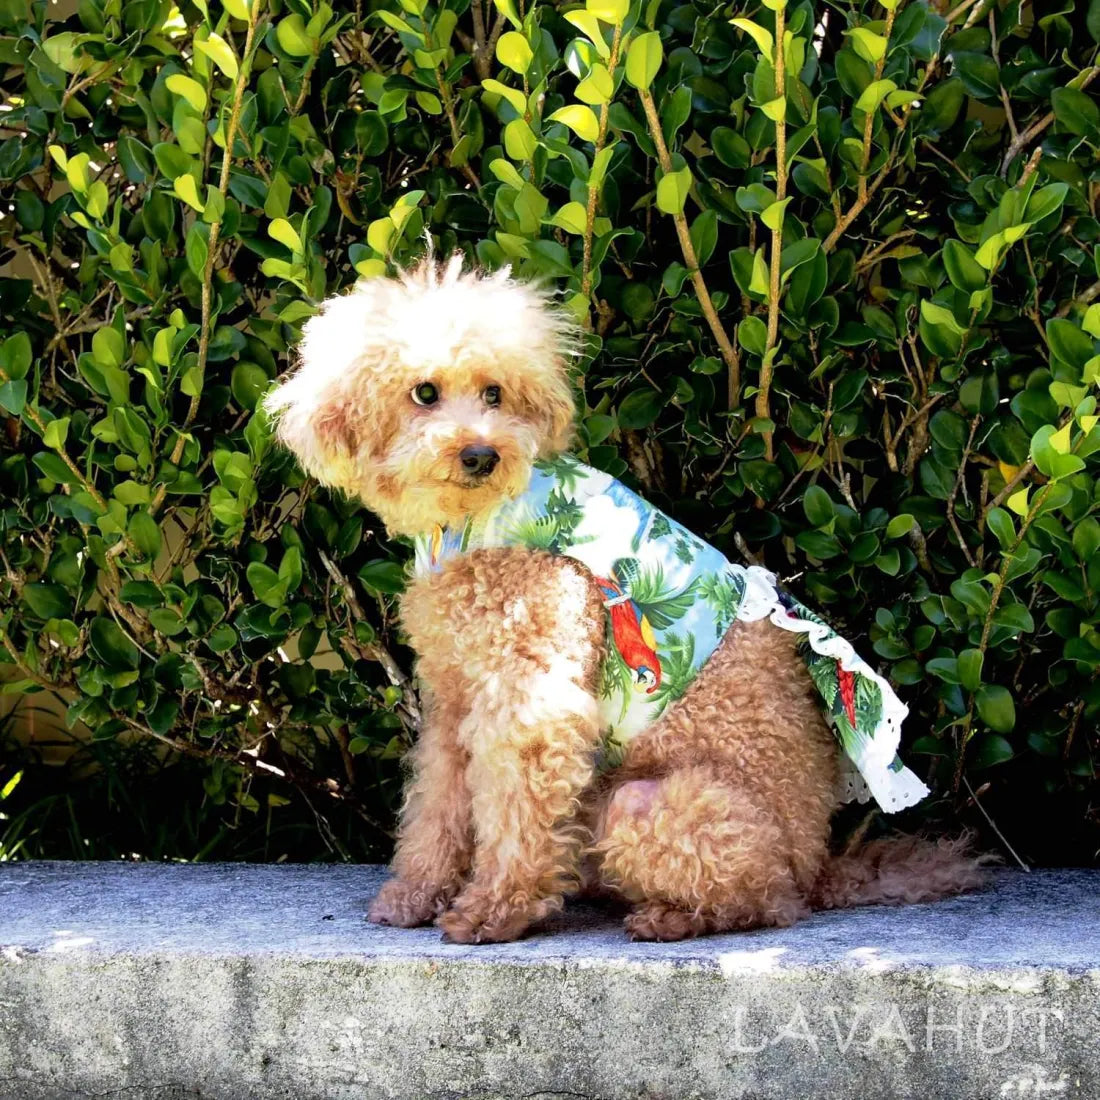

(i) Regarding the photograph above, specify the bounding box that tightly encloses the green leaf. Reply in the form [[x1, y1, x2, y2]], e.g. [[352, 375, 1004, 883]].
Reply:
[[958, 648, 983, 692], [1072, 516, 1100, 561], [493, 0, 522, 30], [618, 387, 663, 429], [886, 513, 914, 538], [1031, 424, 1083, 480], [951, 52, 1000, 99], [959, 372, 999, 415], [970, 733, 1015, 768], [129, 511, 162, 558], [564, 11, 610, 58], [761, 96, 786, 123], [587, 0, 629, 24], [279, 546, 303, 593], [738, 316, 767, 356], [496, 31, 533, 73], [551, 201, 588, 234], [855, 79, 897, 114], [656, 165, 691, 215], [246, 561, 287, 608], [268, 217, 303, 254], [482, 78, 527, 115], [576, 63, 613, 105], [276, 13, 315, 57], [975, 684, 1016, 733], [23, 583, 71, 619], [165, 74, 207, 112], [150, 608, 186, 636], [1046, 319, 1095, 372], [504, 118, 538, 160], [42, 417, 70, 449], [986, 507, 1015, 549], [919, 299, 964, 358], [803, 485, 835, 527], [761, 198, 791, 231], [729, 19, 774, 58], [358, 560, 407, 596], [1025, 183, 1068, 224], [625, 31, 663, 90], [1051, 87, 1099, 136], [0, 380, 27, 416], [942, 240, 986, 293], [173, 174, 205, 213], [185, 222, 210, 279], [33, 451, 80, 486], [0, 332, 32, 380], [749, 247, 769, 297], [846, 27, 887, 63], [548, 104, 600, 142], [89, 616, 140, 670], [195, 33, 239, 79]]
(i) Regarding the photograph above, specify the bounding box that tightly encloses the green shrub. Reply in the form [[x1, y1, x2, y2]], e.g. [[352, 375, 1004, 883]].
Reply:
[[1, 0, 1097, 863]]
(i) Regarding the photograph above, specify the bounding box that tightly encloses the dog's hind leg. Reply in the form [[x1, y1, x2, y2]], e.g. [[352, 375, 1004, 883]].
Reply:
[[592, 767, 812, 940]]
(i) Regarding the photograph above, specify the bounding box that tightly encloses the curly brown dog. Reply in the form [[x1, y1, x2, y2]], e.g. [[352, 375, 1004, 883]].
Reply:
[[265, 256, 985, 943]]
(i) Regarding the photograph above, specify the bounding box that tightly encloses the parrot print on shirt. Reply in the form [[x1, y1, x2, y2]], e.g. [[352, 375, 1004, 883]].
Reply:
[[595, 572, 662, 694]]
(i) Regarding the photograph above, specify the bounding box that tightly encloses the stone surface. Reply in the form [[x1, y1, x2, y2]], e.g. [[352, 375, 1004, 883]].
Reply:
[[0, 863, 1096, 1099]]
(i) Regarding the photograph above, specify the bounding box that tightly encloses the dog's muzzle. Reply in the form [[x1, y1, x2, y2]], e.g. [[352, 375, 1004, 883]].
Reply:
[[459, 444, 499, 477]]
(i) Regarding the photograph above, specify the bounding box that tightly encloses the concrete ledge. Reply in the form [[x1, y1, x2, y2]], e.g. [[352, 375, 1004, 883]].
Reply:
[[0, 864, 1096, 1099]]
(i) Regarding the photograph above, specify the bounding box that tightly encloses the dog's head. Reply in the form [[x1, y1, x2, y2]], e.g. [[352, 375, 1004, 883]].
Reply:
[[264, 255, 579, 537]]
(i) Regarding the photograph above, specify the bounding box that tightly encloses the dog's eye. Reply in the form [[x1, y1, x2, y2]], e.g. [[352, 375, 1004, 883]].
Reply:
[[483, 385, 501, 407], [411, 382, 439, 406]]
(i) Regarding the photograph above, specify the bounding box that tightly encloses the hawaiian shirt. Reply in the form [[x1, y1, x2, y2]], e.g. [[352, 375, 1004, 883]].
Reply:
[[413, 454, 929, 813]]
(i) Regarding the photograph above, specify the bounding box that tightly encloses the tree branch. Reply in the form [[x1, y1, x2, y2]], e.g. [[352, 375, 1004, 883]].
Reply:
[[638, 88, 742, 404]]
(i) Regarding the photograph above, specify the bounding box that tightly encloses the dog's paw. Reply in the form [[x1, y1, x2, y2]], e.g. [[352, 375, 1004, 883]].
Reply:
[[624, 901, 703, 942], [368, 878, 449, 928], [436, 890, 557, 944]]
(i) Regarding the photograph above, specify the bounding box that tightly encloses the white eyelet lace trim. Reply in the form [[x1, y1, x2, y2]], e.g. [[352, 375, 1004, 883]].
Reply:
[[735, 566, 930, 814]]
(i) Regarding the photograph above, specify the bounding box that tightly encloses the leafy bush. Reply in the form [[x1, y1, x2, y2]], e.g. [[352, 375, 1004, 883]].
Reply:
[[1, 0, 1098, 864]]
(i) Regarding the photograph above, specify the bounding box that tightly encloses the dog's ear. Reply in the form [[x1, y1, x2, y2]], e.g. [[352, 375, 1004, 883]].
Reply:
[[264, 373, 362, 493], [539, 361, 577, 455], [503, 282, 579, 456], [263, 294, 369, 493]]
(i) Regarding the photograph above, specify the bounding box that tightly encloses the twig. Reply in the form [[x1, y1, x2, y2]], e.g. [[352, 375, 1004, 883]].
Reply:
[[758, 0, 788, 463], [581, 25, 624, 312], [426, 16, 482, 194], [954, 478, 1055, 787], [316, 549, 420, 726], [963, 776, 1030, 871], [1055, 278, 1100, 318], [174, 5, 267, 461], [1000, 65, 1100, 177], [945, 415, 980, 568], [637, 88, 741, 404], [824, 0, 990, 254]]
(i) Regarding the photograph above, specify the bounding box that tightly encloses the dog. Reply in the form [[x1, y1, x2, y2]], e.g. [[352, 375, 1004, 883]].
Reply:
[[264, 255, 985, 943]]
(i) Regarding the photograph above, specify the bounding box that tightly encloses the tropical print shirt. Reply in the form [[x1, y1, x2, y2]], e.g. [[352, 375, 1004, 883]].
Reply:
[[413, 454, 929, 813]]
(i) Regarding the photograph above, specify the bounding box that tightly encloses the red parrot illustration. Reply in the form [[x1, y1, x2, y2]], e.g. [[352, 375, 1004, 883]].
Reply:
[[837, 664, 857, 726], [596, 575, 662, 694]]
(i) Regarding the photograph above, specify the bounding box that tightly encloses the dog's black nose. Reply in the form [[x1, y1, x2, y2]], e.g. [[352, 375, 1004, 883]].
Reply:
[[459, 444, 499, 477]]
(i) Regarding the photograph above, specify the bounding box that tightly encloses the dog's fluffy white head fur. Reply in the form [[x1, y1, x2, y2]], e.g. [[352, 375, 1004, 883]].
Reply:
[[264, 255, 580, 537]]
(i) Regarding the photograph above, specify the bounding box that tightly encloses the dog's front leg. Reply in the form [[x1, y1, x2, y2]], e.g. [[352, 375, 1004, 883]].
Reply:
[[368, 692, 473, 927], [398, 549, 606, 944], [436, 662, 604, 944]]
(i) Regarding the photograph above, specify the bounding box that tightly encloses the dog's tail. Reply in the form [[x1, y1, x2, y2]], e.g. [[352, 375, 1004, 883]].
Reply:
[[811, 832, 992, 910]]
